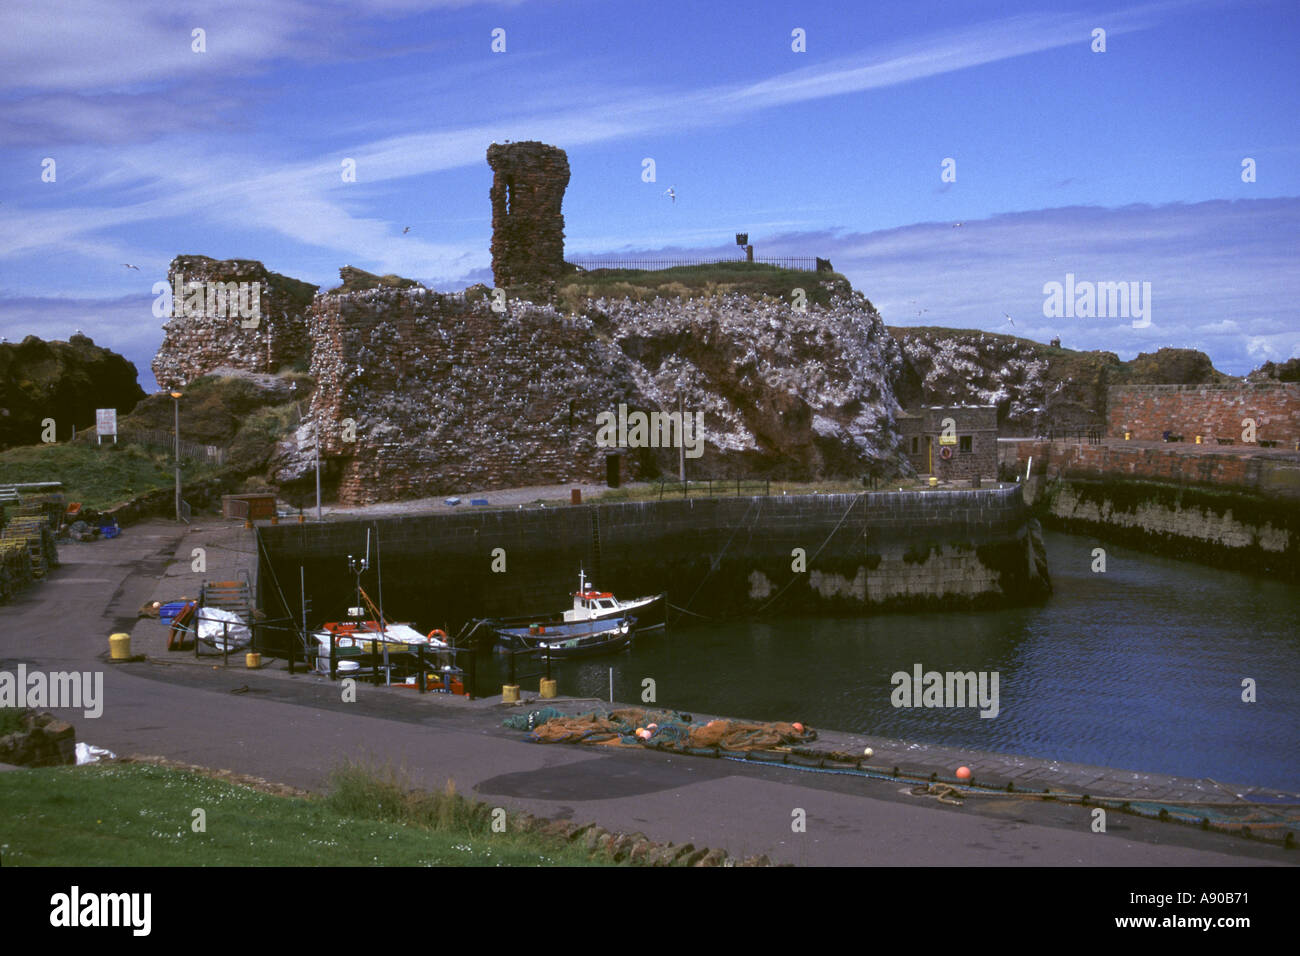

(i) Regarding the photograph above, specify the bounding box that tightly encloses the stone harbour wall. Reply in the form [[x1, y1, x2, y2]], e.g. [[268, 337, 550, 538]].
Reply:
[[1041, 478, 1299, 579], [257, 487, 1051, 634]]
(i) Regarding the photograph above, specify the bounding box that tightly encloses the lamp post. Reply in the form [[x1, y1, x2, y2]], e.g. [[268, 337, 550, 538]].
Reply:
[[170, 388, 183, 522]]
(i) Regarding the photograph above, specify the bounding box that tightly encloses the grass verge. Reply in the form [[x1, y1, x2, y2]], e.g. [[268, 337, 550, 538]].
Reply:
[[0, 442, 222, 512], [0, 760, 610, 867]]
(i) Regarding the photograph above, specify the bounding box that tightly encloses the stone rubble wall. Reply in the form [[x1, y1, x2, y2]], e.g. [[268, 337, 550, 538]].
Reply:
[[307, 287, 648, 505], [152, 255, 319, 388], [304, 284, 911, 505]]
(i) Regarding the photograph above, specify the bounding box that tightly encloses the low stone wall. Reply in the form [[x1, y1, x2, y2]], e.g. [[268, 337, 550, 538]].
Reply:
[[104, 477, 231, 527], [1010, 439, 1300, 499]]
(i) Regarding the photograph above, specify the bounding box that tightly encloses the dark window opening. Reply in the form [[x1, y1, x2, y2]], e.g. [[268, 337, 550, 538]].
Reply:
[[910, 437, 919, 454], [959, 435, 972, 453]]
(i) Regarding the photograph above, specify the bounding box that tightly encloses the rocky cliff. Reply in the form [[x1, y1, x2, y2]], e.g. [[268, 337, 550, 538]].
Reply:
[[0, 334, 145, 450], [588, 281, 907, 478]]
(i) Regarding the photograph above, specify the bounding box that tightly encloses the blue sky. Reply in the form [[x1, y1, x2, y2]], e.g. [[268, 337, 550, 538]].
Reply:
[[1, 0, 1297, 388]]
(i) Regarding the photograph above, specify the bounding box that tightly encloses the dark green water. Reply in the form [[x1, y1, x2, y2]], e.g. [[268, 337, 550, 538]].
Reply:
[[504, 531, 1300, 791]]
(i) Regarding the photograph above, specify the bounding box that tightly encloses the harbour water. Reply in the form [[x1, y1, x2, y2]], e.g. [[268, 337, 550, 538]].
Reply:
[[514, 531, 1300, 791]]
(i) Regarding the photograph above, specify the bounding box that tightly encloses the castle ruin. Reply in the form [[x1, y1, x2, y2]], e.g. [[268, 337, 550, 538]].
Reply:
[[487, 141, 570, 288]]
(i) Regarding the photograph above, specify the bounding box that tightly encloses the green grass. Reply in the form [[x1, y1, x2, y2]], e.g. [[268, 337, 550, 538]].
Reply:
[[0, 761, 611, 867], [0, 442, 223, 511], [555, 261, 849, 312]]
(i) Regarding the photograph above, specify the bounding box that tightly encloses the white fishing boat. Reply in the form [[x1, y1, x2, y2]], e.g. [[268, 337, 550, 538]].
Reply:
[[560, 569, 666, 632]]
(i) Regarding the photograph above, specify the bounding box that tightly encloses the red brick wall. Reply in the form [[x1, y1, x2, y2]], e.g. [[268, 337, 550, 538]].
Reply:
[[1108, 383, 1300, 444]]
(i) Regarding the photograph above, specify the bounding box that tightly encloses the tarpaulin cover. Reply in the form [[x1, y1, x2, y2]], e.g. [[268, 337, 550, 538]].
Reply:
[[196, 607, 251, 650]]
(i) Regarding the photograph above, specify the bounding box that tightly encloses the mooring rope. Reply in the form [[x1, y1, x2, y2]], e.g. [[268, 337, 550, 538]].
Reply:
[[754, 492, 866, 614], [677, 495, 762, 615]]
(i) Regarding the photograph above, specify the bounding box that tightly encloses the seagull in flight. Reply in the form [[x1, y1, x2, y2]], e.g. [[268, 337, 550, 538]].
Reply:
[[122, 263, 140, 270], [1004, 312, 1014, 327], [402, 226, 411, 234], [952, 222, 964, 228], [664, 186, 676, 204]]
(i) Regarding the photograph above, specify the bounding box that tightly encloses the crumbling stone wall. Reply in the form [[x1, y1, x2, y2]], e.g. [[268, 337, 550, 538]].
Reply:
[[306, 286, 648, 504], [487, 141, 570, 289], [152, 255, 318, 388], [1108, 383, 1300, 443], [300, 278, 911, 505]]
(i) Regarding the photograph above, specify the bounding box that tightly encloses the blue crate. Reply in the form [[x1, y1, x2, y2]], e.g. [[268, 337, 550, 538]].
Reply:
[[159, 601, 189, 622]]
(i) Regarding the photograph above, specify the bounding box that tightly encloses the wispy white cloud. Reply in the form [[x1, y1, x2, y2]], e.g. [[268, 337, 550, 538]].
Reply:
[[0, 5, 1183, 282], [0, 0, 530, 93]]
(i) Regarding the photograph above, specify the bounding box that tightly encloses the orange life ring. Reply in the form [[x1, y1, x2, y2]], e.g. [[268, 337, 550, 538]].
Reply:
[[940, 446, 953, 460], [427, 628, 447, 640]]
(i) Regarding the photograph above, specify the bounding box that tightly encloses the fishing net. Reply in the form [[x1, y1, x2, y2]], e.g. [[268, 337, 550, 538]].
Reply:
[[504, 707, 816, 752]]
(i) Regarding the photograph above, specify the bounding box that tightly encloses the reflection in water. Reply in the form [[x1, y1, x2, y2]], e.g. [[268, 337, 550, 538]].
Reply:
[[489, 532, 1300, 790]]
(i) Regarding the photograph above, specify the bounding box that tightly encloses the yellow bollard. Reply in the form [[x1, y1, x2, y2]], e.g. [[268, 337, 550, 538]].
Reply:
[[1124, 431, 1131, 441], [540, 678, 557, 699], [245, 652, 261, 669], [109, 633, 131, 660], [502, 684, 520, 703], [1195, 435, 1202, 444], [928, 476, 938, 487]]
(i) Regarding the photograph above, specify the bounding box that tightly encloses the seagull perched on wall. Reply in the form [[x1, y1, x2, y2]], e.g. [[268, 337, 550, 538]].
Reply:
[[122, 263, 139, 270], [664, 186, 676, 204]]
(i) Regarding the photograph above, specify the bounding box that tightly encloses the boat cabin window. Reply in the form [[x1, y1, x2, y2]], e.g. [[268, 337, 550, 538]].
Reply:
[[597, 599, 616, 609]]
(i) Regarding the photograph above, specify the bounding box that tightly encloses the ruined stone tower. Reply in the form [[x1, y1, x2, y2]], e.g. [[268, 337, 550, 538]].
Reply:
[[487, 141, 570, 288]]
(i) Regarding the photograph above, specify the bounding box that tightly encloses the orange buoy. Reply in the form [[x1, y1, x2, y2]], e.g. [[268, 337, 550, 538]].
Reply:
[[956, 766, 971, 780], [792, 721, 804, 733]]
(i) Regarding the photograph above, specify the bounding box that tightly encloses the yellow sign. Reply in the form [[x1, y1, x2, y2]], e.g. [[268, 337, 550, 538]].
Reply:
[[938, 435, 958, 445]]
